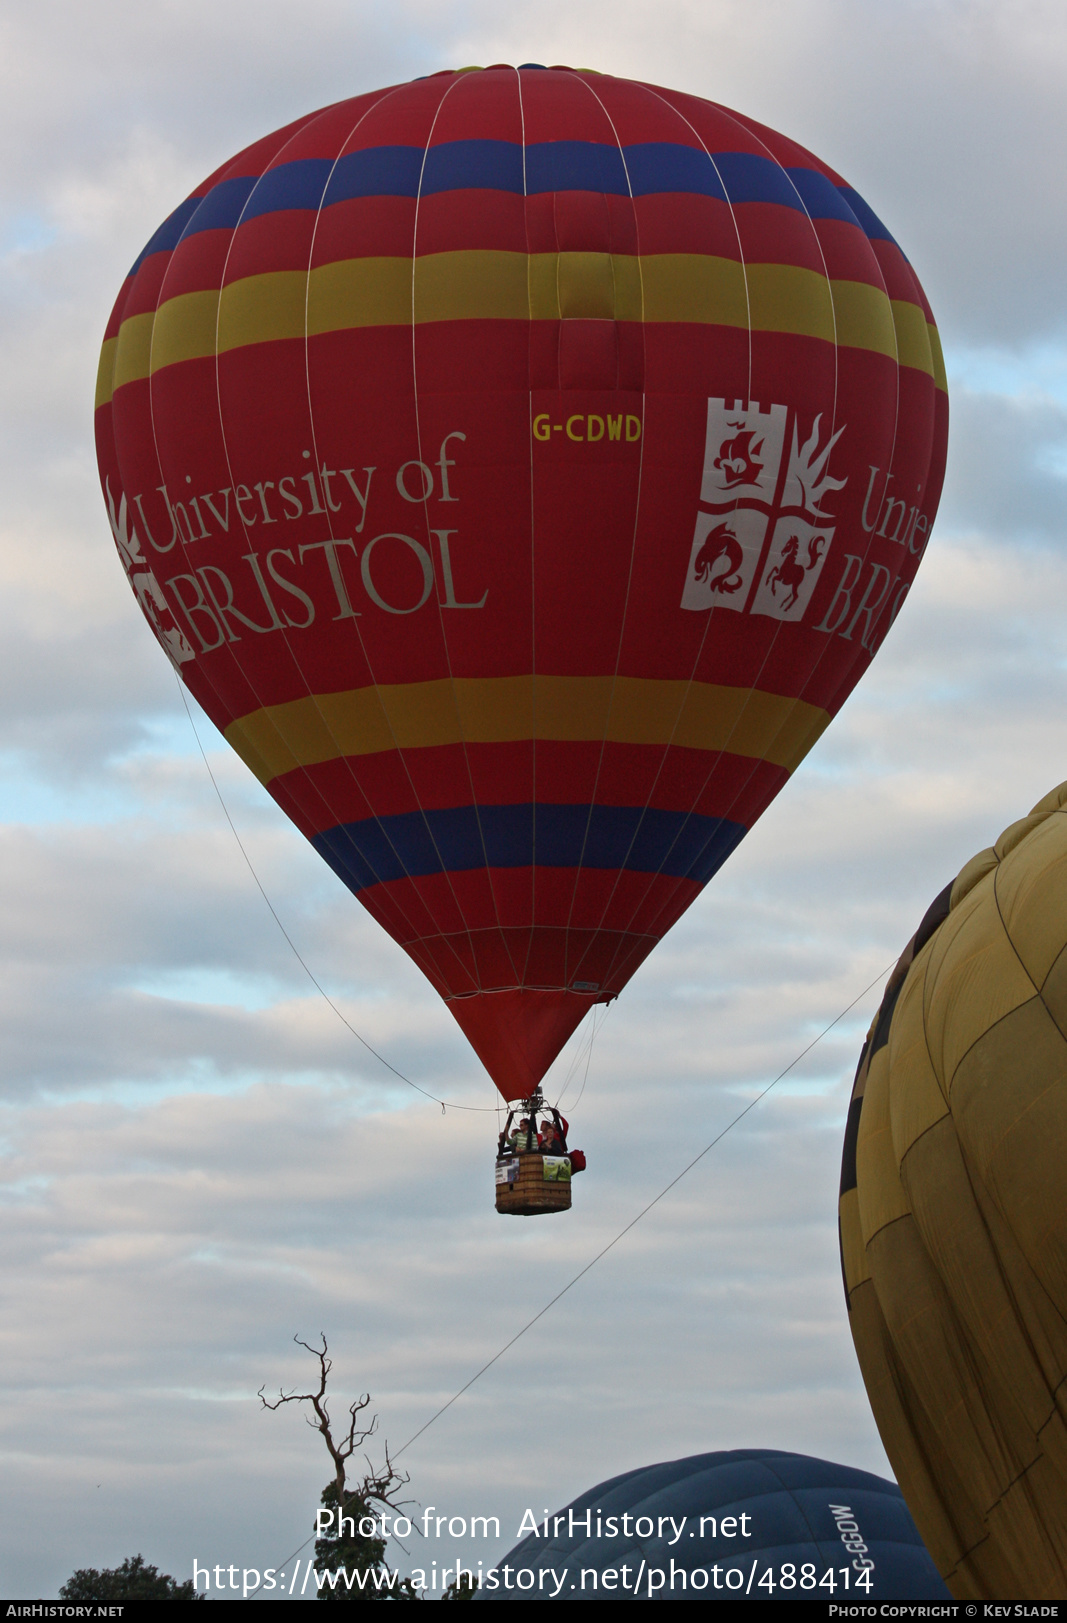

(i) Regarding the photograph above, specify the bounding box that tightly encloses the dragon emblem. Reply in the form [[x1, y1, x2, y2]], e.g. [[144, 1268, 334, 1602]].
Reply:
[[693, 522, 745, 595]]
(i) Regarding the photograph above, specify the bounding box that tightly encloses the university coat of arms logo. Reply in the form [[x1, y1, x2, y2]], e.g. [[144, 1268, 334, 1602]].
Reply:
[[682, 399, 847, 621]]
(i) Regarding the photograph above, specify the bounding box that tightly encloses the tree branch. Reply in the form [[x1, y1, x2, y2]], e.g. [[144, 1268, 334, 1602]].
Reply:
[[258, 1334, 410, 1509]]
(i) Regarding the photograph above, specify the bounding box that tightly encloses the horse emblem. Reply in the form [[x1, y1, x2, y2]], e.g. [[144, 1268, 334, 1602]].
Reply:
[[765, 533, 826, 611]]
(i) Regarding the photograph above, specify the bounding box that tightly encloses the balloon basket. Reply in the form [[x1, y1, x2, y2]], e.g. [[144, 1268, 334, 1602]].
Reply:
[[495, 1153, 572, 1217]]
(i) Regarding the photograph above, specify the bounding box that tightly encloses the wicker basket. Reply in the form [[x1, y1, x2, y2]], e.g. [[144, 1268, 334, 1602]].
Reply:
[[495, 1153, 572, 1216]]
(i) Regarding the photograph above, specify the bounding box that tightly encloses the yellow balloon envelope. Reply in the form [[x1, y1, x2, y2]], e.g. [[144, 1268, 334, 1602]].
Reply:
[[840, 781, 1067, 1599]]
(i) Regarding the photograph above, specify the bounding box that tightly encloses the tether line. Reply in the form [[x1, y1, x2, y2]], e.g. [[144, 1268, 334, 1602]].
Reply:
[[176, 676, 495, 1113], [250, 957, 891, 1595], [393, 957, 893, 1458]]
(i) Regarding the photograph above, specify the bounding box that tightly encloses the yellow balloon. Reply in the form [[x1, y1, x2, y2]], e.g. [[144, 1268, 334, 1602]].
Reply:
[[840, 781, 1067, 1599]]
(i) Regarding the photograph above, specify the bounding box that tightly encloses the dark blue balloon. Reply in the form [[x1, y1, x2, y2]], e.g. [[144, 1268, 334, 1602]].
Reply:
[[474, 1449, 949, 1601]]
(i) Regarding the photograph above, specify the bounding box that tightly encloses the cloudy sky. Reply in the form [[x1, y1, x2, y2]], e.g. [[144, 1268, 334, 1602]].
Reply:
[[2, 0, 1066, 1600]]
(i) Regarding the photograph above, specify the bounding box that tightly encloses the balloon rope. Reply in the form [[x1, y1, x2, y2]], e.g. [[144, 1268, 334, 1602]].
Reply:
[[176, 677, 496, 1113], [553, 1002, 605, 1114], [393, 959, 894, 1460]]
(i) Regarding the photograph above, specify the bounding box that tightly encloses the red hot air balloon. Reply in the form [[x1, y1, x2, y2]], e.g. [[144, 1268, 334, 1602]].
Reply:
[[95, 67, 946, 1116]]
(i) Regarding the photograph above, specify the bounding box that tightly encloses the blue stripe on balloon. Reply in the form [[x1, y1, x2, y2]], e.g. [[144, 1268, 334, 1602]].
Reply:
[[785, 167, 861, 224], [179, 174, 260, 234], [837, 186, 898, 248], [324, 145, 426, 203], [623, 143, 727, 199], [311, 803, 747, 894], [128, 194, 207, 275], [145, 143, 894, 260], [710, 150, 806, 210], [525, 140, 630, 194], [241, 158, 335, 219], [422, 138, 527, 194]]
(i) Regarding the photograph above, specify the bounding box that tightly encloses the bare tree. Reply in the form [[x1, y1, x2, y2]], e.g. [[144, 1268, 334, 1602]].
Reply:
[[259, 1335, 419, 1601], [259, 1333, 408, 1509]]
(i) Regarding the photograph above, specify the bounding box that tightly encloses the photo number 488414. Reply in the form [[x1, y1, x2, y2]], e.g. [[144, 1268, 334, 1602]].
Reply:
[[755, 1564, 873, 1593]]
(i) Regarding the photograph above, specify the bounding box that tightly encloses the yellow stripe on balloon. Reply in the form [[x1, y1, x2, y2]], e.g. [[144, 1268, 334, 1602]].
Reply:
[[414, 250, 529, 322], [830, 278, 898, 361], [95, 336, 119, 409], [220, 274, 307, 353], [926, 320, 947, 394], [112, 309, 156, 394], [310, 257, 413, 329], [888, 298, 932, 378], [97, 250, 944, 407], [152, 288, 223, 372], [638, 254, 748, 328], [222, 674, 830, 787], [746, 262, 835, 345]]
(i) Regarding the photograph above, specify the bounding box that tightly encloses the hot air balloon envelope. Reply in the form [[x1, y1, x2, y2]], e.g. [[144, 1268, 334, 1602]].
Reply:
[[474, 1448, 948, 1599], [841, 782, 1067, 1598], [95, 66, 947, 1101]]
